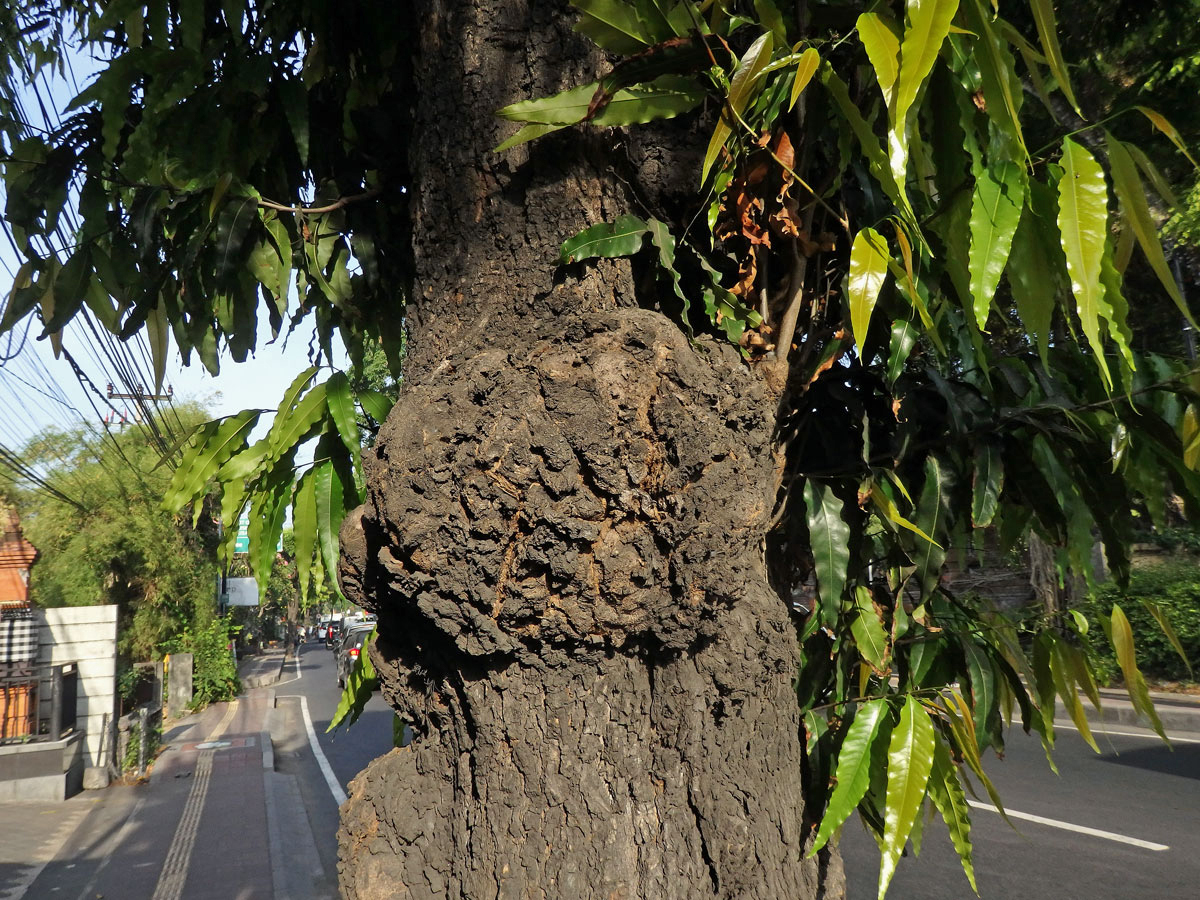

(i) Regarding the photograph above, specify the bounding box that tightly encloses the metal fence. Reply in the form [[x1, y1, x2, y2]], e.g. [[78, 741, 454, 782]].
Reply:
[[0, 662, 78, 743]]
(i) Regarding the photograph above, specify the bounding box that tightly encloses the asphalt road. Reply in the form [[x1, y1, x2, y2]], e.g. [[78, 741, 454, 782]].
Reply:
[[839, 721, 1200, 900], [272, 641, 395, 885], [273, 645, 1199, 899]]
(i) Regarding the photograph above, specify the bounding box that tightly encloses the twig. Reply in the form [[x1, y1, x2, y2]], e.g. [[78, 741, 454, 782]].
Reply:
[[257, 187, 381, 215]]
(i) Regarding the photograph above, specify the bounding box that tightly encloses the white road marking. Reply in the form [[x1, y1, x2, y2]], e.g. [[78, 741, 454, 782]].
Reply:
[[966, 799, 1170, 851], [276, 646, 304, 686], [286, 693, 348, 807], [1055, 721, 1200, 745]]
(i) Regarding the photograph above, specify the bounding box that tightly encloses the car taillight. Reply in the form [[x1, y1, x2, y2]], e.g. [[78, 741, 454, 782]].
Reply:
[[349, 647, 359, 658]]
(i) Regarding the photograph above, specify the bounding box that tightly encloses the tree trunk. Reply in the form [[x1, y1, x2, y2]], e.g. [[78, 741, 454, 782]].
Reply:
[[335, 0, 842, 897]]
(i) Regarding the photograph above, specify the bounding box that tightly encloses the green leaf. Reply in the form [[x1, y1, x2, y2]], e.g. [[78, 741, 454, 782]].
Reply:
[[848, 227, 890, 360], [971, 442, 1003, 528], [1048, 634, 1099, 752], [328, 628, 379, 732], [1007, 188, 1058, 367], [805, 480, 851, 624], [248, 468, 291, 597], [644, 218, 694, 336], [1109, 603, 1168, 741], [968, 160, 1025, 330], [887, 318, 918, 385], [872, 482, 942, 549], [927, 734, 977, 893], [788, 47, 821, 111], [264, 381, 329, 468], [571, 0, 654, 54], [961, 0, 1026, 160], [494, 122, 569, 153], [560, 215, 649, 264], [497, 82, 597, 125], [852, 586, 891, 672], [879, 696, 936, 900], [1105, 133, 1195, 329], [357, 388, 395, 425], [315, 457, 349, 595], [293, 468, 318, 604], [146, 301, 170, 396], [961, 638, 998, 748], [325, 372, 362, 475], [1028, 0, 1079, 113], [1058, 138, 1113, 388], [163, 410, 262, 514], [591, 75, 707, 127], [810, 698, 889, 853], [1141, 600, 1192, 674], [702, 31, 774, 186]]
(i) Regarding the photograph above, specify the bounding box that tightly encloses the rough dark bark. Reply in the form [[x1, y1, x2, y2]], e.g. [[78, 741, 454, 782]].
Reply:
[[334, 0, 844, 897]]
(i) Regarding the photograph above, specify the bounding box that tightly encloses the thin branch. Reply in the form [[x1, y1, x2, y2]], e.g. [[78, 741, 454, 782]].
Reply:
[[257, 187, 381, 215]]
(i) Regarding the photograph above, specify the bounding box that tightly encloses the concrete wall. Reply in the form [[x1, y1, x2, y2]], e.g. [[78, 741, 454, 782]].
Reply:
[[35, 605, 118, 769]]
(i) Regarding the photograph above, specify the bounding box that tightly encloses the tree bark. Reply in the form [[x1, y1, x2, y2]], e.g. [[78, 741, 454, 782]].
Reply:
[[335, 0, 843, 897]]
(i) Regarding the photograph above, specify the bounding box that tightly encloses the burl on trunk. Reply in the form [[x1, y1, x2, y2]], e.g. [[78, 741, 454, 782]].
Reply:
[[335, 0, 843, 897]]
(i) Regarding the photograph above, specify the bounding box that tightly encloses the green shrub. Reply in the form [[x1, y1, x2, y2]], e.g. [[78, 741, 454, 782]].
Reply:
[[167, 616, 241, 707], [1081, 557, 1200, 683]]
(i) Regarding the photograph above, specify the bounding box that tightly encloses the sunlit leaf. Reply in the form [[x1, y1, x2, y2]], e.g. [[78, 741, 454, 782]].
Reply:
[[1109, 603, 1168, 741], [560, 215, 649, 264], [1028, 0, 1079, 113], [788, 47, 821, 111], [1058, 138, 1113, 388], [702, 31, 774, 185], [968, 160, 1025, 330], [851, 586, 891, 672], [848, 227, 890, 360], [928, 734, 976, 893], [879, 696, 936, 899]]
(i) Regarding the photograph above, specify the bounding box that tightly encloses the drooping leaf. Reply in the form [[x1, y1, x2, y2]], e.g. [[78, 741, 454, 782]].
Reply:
[[810, 698, 889, 853], [324, 371, 362, 475], [1105, 133, 1195, 329], [968, 160, 1025, 330], [961, 0, 1026, 160], [1135, 105, 1199, 169], [1058, 138, 1113, 387], [879, 696, 936, 900], [788, 47, 821, 111], [702, 31, 774, 186], [293, 468, 318, 604], [851, 586, 891, 672], [927, 733, 977, 893], [1109, 603, 1168, 741], [328, 627, 379, 732], [805, 479, 851, 624], [1007, 189, 1058, 366], [1138, 600, 1191, 674], [314, 456, 349, 596], [1048, 634, 1099, 752], [357, 388, 395, 425], [1028, 0, 1079, 113], [848, 227, 890, 360], [971, 442, 1003, 528]]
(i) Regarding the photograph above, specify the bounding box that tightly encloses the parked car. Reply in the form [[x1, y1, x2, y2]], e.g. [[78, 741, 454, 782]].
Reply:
[[316, 622, 328, 641], [335, 624, 376, 688]]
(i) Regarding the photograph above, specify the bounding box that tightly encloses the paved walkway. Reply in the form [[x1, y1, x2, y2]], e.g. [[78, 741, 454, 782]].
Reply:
[[0, 649, 333, 900]]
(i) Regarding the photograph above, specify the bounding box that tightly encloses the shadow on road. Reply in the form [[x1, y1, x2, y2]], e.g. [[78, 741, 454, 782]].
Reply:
[[1098, 743, 1200, 780]]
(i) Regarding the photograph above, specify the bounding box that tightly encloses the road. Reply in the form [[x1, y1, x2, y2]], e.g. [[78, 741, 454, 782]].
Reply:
[[839, 721, 1200, 899], [272, 645, 1199, 899], [271, 641, 395, 884]]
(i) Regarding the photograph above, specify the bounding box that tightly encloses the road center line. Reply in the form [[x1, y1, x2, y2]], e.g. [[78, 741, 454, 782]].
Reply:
[[965, 799, 1169, 851]]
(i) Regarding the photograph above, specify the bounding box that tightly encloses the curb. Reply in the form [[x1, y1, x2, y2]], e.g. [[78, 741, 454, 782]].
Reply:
[[1078, 690, 1200, 734], [240, 653, 289, 690]]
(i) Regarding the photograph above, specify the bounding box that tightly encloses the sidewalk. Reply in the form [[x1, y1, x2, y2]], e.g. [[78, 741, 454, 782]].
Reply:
[[0, 653, 334, 900], [1070, 685, 1200, 734]]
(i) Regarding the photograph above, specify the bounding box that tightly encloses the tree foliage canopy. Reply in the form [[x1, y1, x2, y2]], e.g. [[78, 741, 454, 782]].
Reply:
[[2, 1, 1199, 896]]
